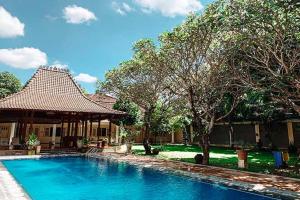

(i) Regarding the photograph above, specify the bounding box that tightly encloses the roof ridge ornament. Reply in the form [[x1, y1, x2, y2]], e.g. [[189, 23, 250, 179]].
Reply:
[[38, 65, 68, 72]]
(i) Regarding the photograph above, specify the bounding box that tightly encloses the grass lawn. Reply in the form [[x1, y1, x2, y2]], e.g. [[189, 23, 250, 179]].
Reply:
[[132, 144, 300, 178]]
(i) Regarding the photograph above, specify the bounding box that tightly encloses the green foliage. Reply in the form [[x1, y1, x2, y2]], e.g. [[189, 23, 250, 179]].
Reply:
[[113, 99, 141, 126], [27, 133, 40, 147], [83, 138, 89, 145], [219, 0, 300, 112], [149, 101, 173, 136], [0, 71, 22, 98]]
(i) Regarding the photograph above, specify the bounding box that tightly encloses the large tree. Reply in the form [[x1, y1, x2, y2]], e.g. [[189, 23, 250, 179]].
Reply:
[[222, 0, 300, 113], [99, 39, 170, 148], [0, 71, 22, 99], [160, 8, 242, 164]]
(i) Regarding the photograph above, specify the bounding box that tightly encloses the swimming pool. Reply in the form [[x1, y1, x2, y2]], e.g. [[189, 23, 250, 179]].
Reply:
[[2, 157, 274, 200]]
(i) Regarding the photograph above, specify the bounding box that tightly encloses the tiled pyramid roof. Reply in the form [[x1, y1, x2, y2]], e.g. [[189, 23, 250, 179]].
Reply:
[[0, 67, 124, 114], [87, 93, 117, 109]]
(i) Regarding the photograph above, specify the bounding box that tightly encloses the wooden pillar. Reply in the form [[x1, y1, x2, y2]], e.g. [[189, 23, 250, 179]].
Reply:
[[89, 118, 93, 138], [75, 118, 79, 137], [97, 118, 101, 140], [71, 122, 74, 136], [287, 121, 294, 145], [255, 124, 260, 143], [60, 118, 64, 147], [81, 118, 84, 136], [29, 112, 34, 134], [67, 117, 71, 137], [84, 120, 88, 138]]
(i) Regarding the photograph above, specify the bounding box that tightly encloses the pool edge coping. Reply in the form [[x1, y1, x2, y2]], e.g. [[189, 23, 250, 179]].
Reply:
[[90, 153, 300, 200], [0, 162, 31, 200]]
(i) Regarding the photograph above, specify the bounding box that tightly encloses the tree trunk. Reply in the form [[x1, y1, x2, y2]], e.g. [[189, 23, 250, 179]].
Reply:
[[228, 120, 234, 149], [143, 106, 154, 154], [183, 126, 188, 146], [201, 134, 210, 165], [200, 116, 215, 165], [144, 106, 154, 140]]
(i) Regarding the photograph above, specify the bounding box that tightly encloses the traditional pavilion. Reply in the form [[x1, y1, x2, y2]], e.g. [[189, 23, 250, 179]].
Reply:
[[0, 67, 125, 150]]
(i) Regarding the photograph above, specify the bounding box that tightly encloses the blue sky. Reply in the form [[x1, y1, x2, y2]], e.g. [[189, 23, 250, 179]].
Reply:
[[0, 0, 212, 93]]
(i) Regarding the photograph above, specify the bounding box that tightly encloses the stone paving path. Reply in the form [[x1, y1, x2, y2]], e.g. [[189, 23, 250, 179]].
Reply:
[[0, 163, 30, 200], [97, 153, 300, 199]]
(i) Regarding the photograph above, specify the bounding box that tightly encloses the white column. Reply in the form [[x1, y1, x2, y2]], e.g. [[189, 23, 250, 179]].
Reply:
[[287, 121, 294, 145], [9, 123, 16, 147], [255, 124, 260, 143], [115, 126, 119, 144], [52, 124, 57, 145]]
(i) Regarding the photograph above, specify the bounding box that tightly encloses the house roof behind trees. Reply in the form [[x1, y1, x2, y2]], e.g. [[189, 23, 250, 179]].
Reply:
[[87, 93, 117, 109]]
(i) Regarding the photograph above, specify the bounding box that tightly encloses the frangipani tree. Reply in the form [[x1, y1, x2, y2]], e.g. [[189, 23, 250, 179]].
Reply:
[[99, 39, 172, 153], [160, 9, 242, 164], [223, 0, 300, 113]]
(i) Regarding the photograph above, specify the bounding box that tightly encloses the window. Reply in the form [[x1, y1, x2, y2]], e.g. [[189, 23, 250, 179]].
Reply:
[[56, 128, 61, 137], [101, 128, 107, 137], [34, 128, 39, 135], [45, 128, 50, 137]]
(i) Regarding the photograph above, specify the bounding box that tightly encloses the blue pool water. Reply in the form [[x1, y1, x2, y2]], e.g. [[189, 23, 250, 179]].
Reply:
[[3, 157, 274, 200]]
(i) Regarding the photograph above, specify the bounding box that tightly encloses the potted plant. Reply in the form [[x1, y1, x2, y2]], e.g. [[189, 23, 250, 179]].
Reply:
[[82, 138, 89, 148], [152, 148, 160, 155], [236, 141, 250, 168], [236, 141, 250, 160], [27, 133, 40, 155], [77, 139, 83, 149]]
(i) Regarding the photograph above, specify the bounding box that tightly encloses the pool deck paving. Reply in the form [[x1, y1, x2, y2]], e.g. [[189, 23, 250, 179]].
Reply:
[[95, 153, 300, 200], [0, 162, 30, 200]]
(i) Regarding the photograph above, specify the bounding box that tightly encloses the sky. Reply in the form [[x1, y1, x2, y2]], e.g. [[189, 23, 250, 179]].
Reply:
[[0, 0, 213, 93]]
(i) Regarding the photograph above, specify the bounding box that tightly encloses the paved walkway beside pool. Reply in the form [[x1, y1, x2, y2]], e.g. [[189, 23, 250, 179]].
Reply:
[[0, 163, 30, 200], [97, 153, 300, 199]]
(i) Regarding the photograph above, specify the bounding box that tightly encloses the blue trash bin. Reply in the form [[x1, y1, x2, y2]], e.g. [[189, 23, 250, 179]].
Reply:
[[272, 151, 283, 168]]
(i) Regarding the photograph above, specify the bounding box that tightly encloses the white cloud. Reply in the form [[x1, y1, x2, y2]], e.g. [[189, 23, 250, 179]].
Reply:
[[63, 5, 97, 24], [0, 47, 47, 69], [0, 6, 25, 38], [112, 2, 133, 15], [50, 60, 68, 69], [74, 73, 97, 83], [134, 0, 203, 17]]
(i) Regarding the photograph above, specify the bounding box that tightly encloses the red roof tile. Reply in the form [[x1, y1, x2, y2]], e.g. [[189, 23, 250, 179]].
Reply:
[[0, 67, 124, 115], [87, 93, 117, 109]]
